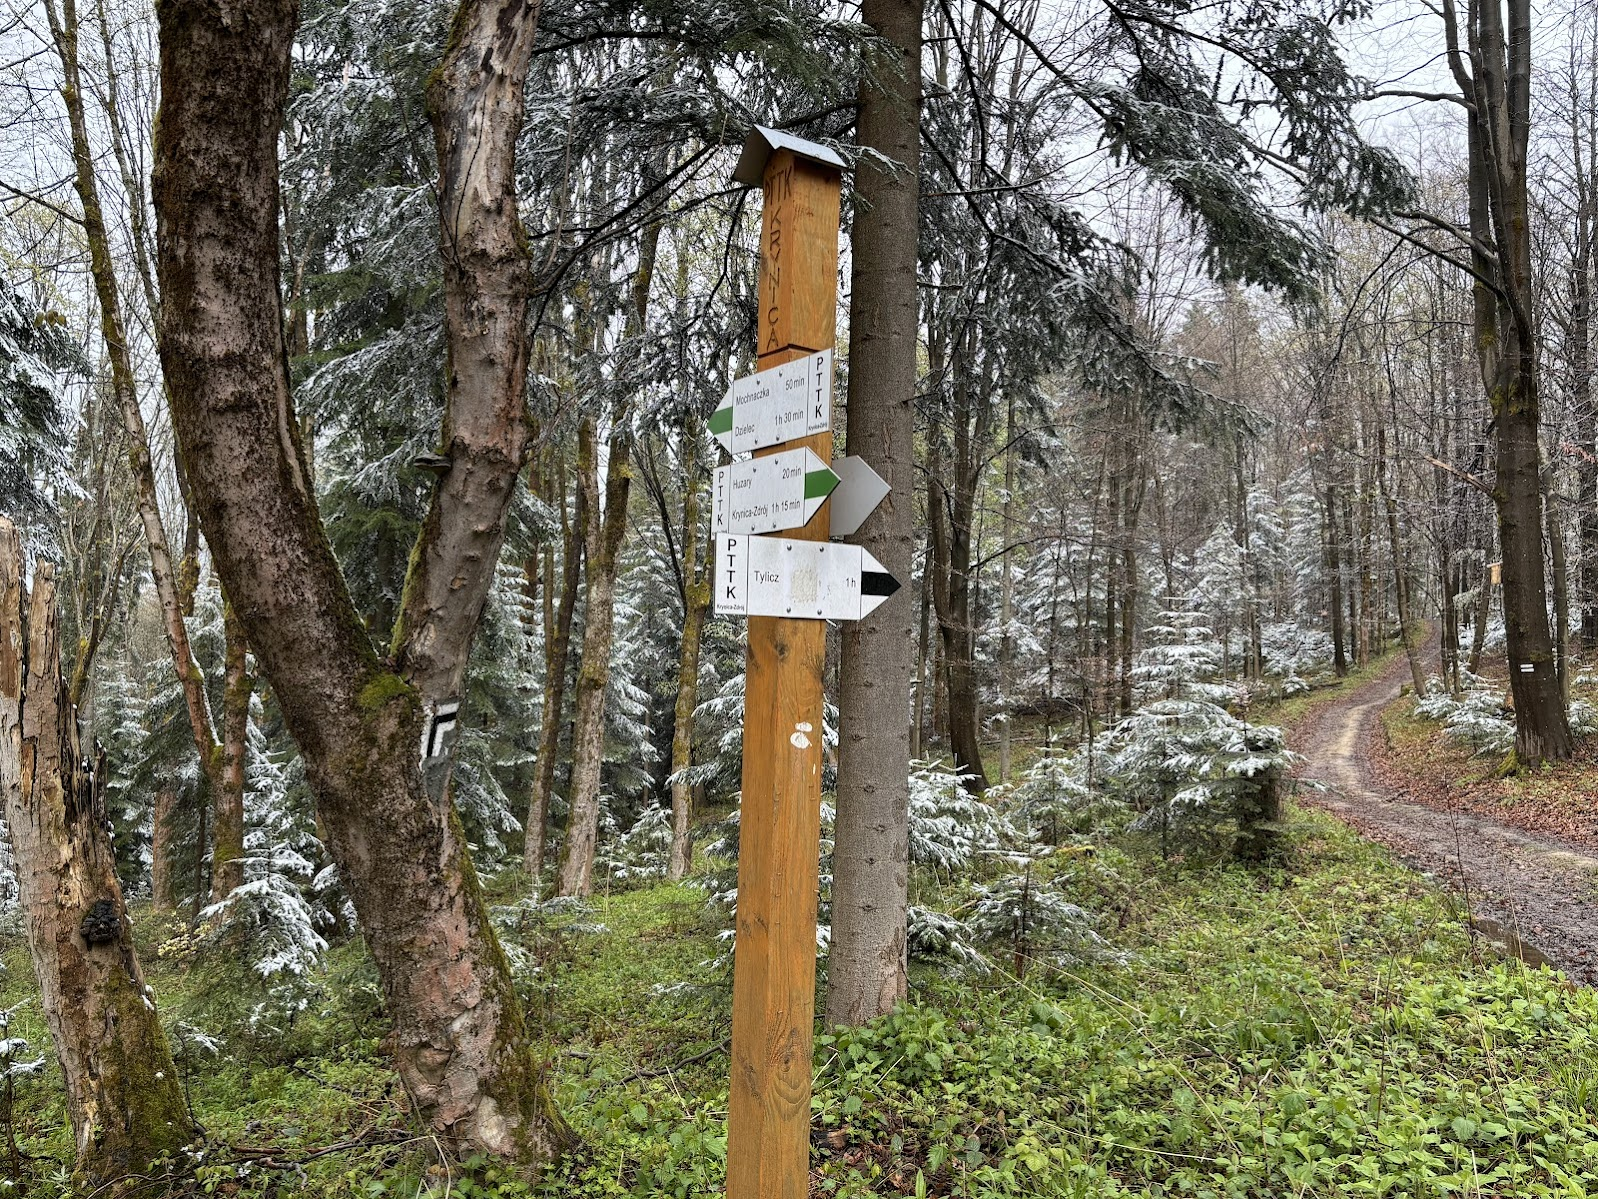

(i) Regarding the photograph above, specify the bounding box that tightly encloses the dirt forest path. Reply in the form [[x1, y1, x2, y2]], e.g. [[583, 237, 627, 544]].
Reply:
[[1292, 652, 1598, 985]]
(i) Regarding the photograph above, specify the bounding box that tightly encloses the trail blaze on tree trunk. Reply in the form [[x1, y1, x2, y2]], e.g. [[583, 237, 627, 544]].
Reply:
[[828, 0, 921, 1028], [0, 520, 194, 1183], [153, 0, 572, 1162]]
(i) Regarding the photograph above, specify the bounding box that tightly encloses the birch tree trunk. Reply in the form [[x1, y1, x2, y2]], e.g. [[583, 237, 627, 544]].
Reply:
[[0, 520, 194, 1184], [153, 0, 573, 1161], [828, 0, 922, 1026]]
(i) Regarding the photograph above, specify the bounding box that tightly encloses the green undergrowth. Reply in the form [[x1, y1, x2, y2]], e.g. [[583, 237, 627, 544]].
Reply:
[[4, 806, 1597, 1198]]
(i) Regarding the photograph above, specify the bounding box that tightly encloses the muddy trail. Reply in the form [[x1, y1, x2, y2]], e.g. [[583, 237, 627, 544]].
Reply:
[[1293, 654, 1598, 984]]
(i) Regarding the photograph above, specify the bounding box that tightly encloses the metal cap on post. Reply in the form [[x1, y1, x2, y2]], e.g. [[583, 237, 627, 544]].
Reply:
[[732, 125, 846, 188]]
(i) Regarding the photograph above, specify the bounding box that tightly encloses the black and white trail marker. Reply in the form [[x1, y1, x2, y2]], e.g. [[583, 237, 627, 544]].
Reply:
[[420, 699, 461, 764], [714, 534, 900, 621]]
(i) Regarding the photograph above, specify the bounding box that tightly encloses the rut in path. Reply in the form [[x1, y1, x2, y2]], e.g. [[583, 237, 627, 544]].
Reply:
[[1293, 654, 1598, 985]]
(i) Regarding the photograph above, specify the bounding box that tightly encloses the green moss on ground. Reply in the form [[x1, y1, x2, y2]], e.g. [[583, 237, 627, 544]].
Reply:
[[3, 808, 1597, 1197]]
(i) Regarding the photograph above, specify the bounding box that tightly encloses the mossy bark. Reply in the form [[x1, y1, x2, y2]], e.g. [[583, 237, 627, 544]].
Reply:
[[45, 0, 224, 811], [556, 416, 631, 898], [0, 523, 195, 1184], [526, 452, 582, 878]]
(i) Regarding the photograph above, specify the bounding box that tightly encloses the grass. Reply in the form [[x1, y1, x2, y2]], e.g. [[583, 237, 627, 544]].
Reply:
[[5, 803, 1598, 1198]]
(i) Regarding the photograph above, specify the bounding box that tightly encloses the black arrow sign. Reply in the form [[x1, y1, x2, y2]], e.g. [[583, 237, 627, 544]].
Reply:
[[862, 569, 900, 598]]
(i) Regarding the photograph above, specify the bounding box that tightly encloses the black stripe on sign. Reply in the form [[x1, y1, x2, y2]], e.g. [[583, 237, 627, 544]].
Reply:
[[862, 570, 900, 598]]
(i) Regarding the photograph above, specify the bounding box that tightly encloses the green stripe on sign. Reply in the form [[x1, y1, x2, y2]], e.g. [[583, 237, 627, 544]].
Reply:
[[709, 405, 733, 435], [805, 467, 839, 499]]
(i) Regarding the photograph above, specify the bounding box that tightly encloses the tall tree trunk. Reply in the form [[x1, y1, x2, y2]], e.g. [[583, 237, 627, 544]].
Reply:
[[153, 0, 572, 1161], [556, 416, 632, 898], [556, 208, 661, 898], [526, 453, 582, 878], [1450, 0, 1571, 761], [911, 567, 930, 759], [151, 786, 177, 913], [667, 413, 710, 882], [998, 394, 1016, 783], [1469, 552, 1492, 675], [1326, 482, 1347, 676], [0, 521, 194, 1182], [1379, 425, 1427, 695], [828, 0, 922, 1027], [1546, 468, 1571, 700], [46, 0, 223, 803], [1575, 194, 1598, 649], [929, 472, 987, 791], [1572, 43, 1598, 653]]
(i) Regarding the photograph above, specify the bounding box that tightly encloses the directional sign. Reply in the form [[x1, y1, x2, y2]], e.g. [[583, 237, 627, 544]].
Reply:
[[828, 455, 891, 537], [712, 448, 838, 536], [714, 534, 900, 621], [710, 350, 832, 456]]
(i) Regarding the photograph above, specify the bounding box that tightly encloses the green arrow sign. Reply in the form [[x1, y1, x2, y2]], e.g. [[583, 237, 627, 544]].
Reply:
[[712, 447, 839, 536]]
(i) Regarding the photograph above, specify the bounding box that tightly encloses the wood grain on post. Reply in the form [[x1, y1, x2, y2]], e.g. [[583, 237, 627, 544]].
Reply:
[[726, 147, 841, 1199]]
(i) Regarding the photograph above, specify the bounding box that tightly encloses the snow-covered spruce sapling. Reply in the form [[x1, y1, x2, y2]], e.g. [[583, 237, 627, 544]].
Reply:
[[1003, 749, 1121, 843], [0, 817, 15, 919], [597, 803, 674, 884], [199, 717, 328, 978], [963, 865, 1118, 978], [1414, 678, 1514, 758], [908, 760, 1017, 871], [1105, 699, 1294, 861], [1132, 607, 1237, 706], [906, 905, 990, 976], [0, 1001, 44, 1183]]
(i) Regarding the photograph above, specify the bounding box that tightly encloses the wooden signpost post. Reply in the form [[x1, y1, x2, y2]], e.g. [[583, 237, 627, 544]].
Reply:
[[724, 127, 843, 1199]]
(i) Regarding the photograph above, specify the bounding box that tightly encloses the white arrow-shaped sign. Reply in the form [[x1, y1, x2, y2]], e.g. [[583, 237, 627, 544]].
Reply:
[[828, 456, 891, 537], [714, 534, 901, 621], [710, 350, 832, 456], [712, 448, 839, 536]]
